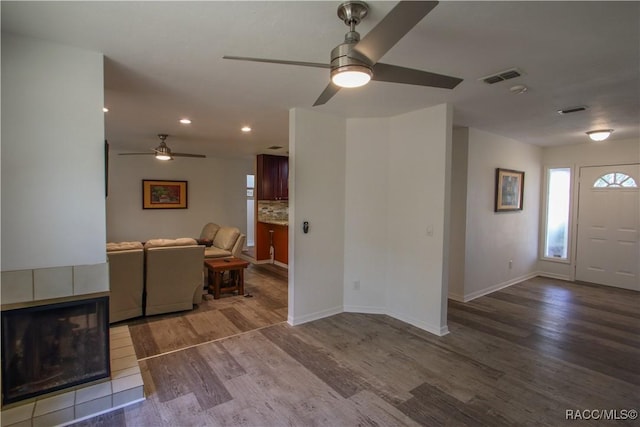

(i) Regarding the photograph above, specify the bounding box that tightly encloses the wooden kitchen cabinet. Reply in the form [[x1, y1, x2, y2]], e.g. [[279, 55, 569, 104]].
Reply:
[[256, 222, 288, 265], [257, 154, 288, 200]]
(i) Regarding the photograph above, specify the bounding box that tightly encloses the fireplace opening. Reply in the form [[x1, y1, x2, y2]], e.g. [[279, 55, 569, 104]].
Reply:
[[1, 296, 110, 405]]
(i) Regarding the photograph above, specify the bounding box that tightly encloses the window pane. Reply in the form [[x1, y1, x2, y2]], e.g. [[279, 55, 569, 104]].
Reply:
[[544, 168, 570, 259], [592, 172, 637, 188]]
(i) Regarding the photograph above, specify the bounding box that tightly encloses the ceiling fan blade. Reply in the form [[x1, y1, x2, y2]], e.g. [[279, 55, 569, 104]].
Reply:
[[372, 62, 462, 89], [351, 1, 439, 64], [172, 152, 207, 158], [223, 56, 330, 69], [118, 152, 154, 156], [313, 82, 341, 106]]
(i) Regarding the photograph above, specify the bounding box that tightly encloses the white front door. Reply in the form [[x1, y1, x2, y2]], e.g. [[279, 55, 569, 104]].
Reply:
[[576, 164, 639, 290]]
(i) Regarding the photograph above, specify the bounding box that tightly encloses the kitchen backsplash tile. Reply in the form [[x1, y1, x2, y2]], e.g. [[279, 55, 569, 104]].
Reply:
[[258, 200, 289, 222]]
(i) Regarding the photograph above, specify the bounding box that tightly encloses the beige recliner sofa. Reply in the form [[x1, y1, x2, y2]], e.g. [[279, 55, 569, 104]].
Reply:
[[199, 223, 246, 259], [107, 241, 144, 323], [144, 238, 205, 316]]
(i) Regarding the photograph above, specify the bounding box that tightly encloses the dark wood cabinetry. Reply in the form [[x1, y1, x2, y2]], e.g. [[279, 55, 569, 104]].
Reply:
[[257, 154, 288, 200], [256, 222, 288, 264]]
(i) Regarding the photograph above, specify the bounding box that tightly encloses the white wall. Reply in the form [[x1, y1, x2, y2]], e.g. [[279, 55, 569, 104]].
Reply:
[[106, 154, 253, 242], [538, 137, 640, 278], [342, 104, 453, 335], [1, 33, 106, 270], [386, 104, 452, 334], [463, 128, 542, 300], [448, 127, 469, 300], [289, 108, 346, 324], [343, 118, 390, 312]]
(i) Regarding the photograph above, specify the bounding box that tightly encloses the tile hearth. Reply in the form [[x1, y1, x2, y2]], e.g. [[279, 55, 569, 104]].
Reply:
[[1, 326, 144, 427]]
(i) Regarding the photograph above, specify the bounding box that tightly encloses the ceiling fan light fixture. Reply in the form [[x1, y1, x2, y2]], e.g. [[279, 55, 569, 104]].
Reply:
[[155, 136, 173, 160], [331, 65, 372, 88], [586, 129, 613, 141]]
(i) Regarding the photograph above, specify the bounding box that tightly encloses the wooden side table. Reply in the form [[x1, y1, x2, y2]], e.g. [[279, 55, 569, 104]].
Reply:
[[204, 257, 250, 299]]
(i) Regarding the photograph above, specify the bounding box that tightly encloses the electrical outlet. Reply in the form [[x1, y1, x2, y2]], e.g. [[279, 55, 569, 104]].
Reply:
[[353, 280, 361, 290]]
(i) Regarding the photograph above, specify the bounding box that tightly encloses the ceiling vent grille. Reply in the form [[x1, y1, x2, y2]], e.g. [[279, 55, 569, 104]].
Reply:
[[480, 68, 523, 84], [557, 106, 588, 114]]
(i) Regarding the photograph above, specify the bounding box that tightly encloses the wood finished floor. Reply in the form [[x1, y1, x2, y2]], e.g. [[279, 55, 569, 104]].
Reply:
[[125, 263, 289, 359], [74, 276, 639, 426]]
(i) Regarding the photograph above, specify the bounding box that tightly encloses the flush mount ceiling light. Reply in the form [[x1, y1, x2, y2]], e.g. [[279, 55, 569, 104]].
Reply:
[[102, 107, 109, 112], [241, 126, 252, 133], [179, 118, 192, 124], [586, 129, 613, 141], [509, 84, 528, 95]]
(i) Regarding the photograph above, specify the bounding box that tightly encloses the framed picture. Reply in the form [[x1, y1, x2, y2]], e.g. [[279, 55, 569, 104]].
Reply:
[[495, 168, 524, 212], [142, 180, 188, 209]]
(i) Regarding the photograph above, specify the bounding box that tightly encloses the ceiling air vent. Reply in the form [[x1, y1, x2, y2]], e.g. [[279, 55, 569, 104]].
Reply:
[[557, 105, 588, 115], [480, 68, 524, 84]]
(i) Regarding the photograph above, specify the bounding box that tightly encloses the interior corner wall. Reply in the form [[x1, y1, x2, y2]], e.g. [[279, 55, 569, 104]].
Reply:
[[343, 118, 390, 313], [106, 154, 252, 242], [463, 128, 542, 301], [1, 33, 106, 270], [385, 104, 452, 335], [448, 127, 469, 301], [289, 108, 346, 325]]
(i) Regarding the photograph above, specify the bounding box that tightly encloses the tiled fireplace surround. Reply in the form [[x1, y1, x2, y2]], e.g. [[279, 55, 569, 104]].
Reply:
[[1, 264, 145, 426]]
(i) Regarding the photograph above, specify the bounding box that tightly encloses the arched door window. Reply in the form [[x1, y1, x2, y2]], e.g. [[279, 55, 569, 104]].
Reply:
[[593, 172, 637, 188]]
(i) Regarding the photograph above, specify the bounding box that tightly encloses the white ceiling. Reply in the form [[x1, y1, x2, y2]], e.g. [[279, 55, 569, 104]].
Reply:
[[3, 1, 639, 159]]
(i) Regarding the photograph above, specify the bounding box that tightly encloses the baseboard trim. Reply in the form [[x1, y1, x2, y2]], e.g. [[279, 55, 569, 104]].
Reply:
[[386, 310, 449, 336], [536, 271, 572, 281], [343, 305, 386, 315], [460, 272, 539, 302], [288, 305, 449, 336], [447, 292, 465, 302], [288, 305, 343, 326]]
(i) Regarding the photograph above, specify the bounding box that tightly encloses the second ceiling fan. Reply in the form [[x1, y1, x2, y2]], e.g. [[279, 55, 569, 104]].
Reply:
[[224, 1, 462, 106], [119, 134, 206, 160]]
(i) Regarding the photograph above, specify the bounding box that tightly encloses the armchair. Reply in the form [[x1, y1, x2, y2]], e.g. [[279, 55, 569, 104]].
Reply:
[[107, 241, 144, 323], [144, 238, 205, 316]]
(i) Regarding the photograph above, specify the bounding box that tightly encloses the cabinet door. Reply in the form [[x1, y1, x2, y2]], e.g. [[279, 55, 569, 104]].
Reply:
[[255, 222, 272, 260], [278, 157, 289, 200], [257, 155, 279, 200], [273, 226, 288, 264]]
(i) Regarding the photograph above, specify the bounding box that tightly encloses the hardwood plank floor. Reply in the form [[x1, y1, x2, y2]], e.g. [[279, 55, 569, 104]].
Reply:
[[73, 276, 639, 426], [125, 263, 289, 359]]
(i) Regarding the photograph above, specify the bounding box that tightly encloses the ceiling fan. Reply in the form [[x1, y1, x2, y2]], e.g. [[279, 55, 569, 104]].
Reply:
[[223, 0, 462, 106], [119, 134, 206, 160]]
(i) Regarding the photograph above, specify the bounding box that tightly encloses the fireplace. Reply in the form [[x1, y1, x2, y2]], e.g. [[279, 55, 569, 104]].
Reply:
[[1, 296, 110, 405]]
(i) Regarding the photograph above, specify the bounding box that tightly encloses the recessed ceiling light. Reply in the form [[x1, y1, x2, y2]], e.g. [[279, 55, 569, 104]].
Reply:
[[102, 107, 109, 113], [586, 129, 613, 141], [179, 118, 192, 124], [241, 126, 252, 133]]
